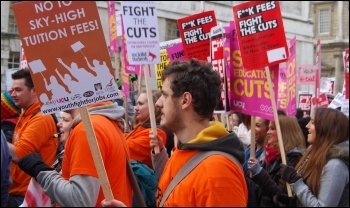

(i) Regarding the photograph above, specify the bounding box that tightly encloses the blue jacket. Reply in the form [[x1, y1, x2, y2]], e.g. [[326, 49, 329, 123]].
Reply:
[[1, 130, 12, 206]]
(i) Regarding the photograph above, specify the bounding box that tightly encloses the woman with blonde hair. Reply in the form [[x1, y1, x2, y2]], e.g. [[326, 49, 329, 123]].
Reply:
[[125, 90, 174, 169], [247, 115, 306, 207], [280, 108, 349, 207]]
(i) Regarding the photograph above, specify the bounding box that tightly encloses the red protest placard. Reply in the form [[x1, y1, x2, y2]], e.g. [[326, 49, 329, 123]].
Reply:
[[13, 1, 119, 115], [232, 1, 288, 69], [177, 10, 217, 61], [210, 25, 227, 113]]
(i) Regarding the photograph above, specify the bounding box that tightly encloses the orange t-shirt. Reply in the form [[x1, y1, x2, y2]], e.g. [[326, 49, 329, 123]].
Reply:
[[61, 105, 132, 206], [124, 126, 167, 169], [10, 101, 58, 196], [156, 149, 248, 206]]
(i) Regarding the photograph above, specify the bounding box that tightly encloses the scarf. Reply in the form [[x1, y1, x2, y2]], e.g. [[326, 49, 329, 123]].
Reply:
[[265, 145, 280, 166]]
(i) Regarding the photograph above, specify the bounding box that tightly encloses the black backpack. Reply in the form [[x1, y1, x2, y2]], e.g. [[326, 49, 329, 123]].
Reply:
[[245, 175, 258, 207]]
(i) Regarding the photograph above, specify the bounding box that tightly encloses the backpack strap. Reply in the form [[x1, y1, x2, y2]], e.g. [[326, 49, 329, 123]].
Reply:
[[159, 150, 241, 207], [121, 142, 147, 207]]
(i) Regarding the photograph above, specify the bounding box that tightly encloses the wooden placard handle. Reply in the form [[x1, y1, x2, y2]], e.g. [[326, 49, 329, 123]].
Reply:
[[79, 106, 114, 200], [265, 66, 292, 196], [144, 65, 159, 153]]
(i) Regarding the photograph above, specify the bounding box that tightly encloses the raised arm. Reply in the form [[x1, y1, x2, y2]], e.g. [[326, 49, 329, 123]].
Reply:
[[57, 58, 70, 71]]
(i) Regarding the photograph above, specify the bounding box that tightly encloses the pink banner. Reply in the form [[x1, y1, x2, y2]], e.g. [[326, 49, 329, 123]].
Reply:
[[229, 25, 279, 120], [343, 48, 349, 99], [166, 43, 185, 62], [108, 1, 118, 52], [223, 21, 237, 110], [285, 36, 297, 116], [296, 64, 317, 85]]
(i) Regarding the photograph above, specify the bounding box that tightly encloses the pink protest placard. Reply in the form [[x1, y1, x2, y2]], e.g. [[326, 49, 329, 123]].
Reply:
[[108, 1, 118, 52], [167, 43, 185, 62], [277, 67, 288, 111], [296, 64, 317, 85], [285, 36, 297, 116], [229, 27, 279, 120], [343, 48, 349, 99], [120, 14, 141, 75], [223, 21, 237, 110]]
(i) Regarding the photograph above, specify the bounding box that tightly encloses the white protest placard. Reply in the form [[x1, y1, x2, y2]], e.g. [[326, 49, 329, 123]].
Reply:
[[121, 1, 160, 64]]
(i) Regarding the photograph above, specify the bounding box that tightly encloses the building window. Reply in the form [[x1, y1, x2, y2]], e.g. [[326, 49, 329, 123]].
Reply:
[[165, 19, 179, 41], [8, 52, 20, 69], [319, 9, 330, 34], [8, 1, 19, 33]]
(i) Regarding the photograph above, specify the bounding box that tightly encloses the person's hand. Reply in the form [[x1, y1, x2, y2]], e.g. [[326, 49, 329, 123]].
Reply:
[[247, 157, 262, 175], [280, 164, 301, 183], [18, 153, 53, 179], [101, 199, 126, 207], [273, 194, 297, 207], [149, 130, 164, 153]]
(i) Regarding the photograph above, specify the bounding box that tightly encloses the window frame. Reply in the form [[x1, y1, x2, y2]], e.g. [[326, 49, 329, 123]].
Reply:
[[165, 19, 180, 41], [8, 52, 20, 69], [318, 8, 330, 35]]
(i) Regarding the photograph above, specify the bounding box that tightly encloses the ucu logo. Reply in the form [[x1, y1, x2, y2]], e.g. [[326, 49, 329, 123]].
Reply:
[[233, 101, 245, 109]]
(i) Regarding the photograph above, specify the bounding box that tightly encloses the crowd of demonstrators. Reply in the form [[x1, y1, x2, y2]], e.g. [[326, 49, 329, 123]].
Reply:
[[1, 130, 12, 206], [2, 60, 348, 208], [243, 116, 269, 175], [5, 69, 59, 207], [124, 89, 173, 169], [279, 108, 349, 207], [20, 111, 73, 207], [103, 58, 248, 207], [237, 113, 252, 148], [17, 100, 132, 207], [247, 115, 306, 207]]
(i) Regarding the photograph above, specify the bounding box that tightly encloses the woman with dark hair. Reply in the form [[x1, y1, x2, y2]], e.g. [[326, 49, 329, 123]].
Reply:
[[125, 90, 174, 169], [280, 108, 349, 207]]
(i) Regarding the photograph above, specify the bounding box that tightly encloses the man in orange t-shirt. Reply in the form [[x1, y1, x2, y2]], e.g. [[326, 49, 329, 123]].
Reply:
[[18, 101, 132, 207], [6, 69, 58, 206], [102, 59, 248, 207]]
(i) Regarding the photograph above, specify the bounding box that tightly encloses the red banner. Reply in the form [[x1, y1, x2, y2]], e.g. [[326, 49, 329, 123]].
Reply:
[[232, 1, 288, 69], [177, 10, 217, 61]]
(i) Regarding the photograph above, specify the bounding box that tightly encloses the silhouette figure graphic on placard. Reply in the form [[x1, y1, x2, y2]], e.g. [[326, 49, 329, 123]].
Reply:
[[84, 56, 114, 83], [39, 93, 49, 106], [57, 58, 96, 84], [43, 74, 70, 99], [55, 69, 80, 95]]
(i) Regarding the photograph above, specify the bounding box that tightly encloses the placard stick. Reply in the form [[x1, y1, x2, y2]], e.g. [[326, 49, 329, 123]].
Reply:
[[144, 64, 159, 153], [226, 114, 232, 132], [123, 96, 129, 133], [114, 53, 119, 79], [138, 68, 142, 93], [265, 66, 292, 196], [249, 116, 256, 177], [79, 106, 113, 200]]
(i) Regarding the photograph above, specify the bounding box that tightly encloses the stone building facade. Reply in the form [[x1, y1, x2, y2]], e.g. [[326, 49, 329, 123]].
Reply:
[[310, 1, 349, 94]]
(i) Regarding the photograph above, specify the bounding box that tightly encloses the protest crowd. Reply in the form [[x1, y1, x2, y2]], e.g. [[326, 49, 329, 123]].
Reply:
[[1, 1, 349, 207]]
